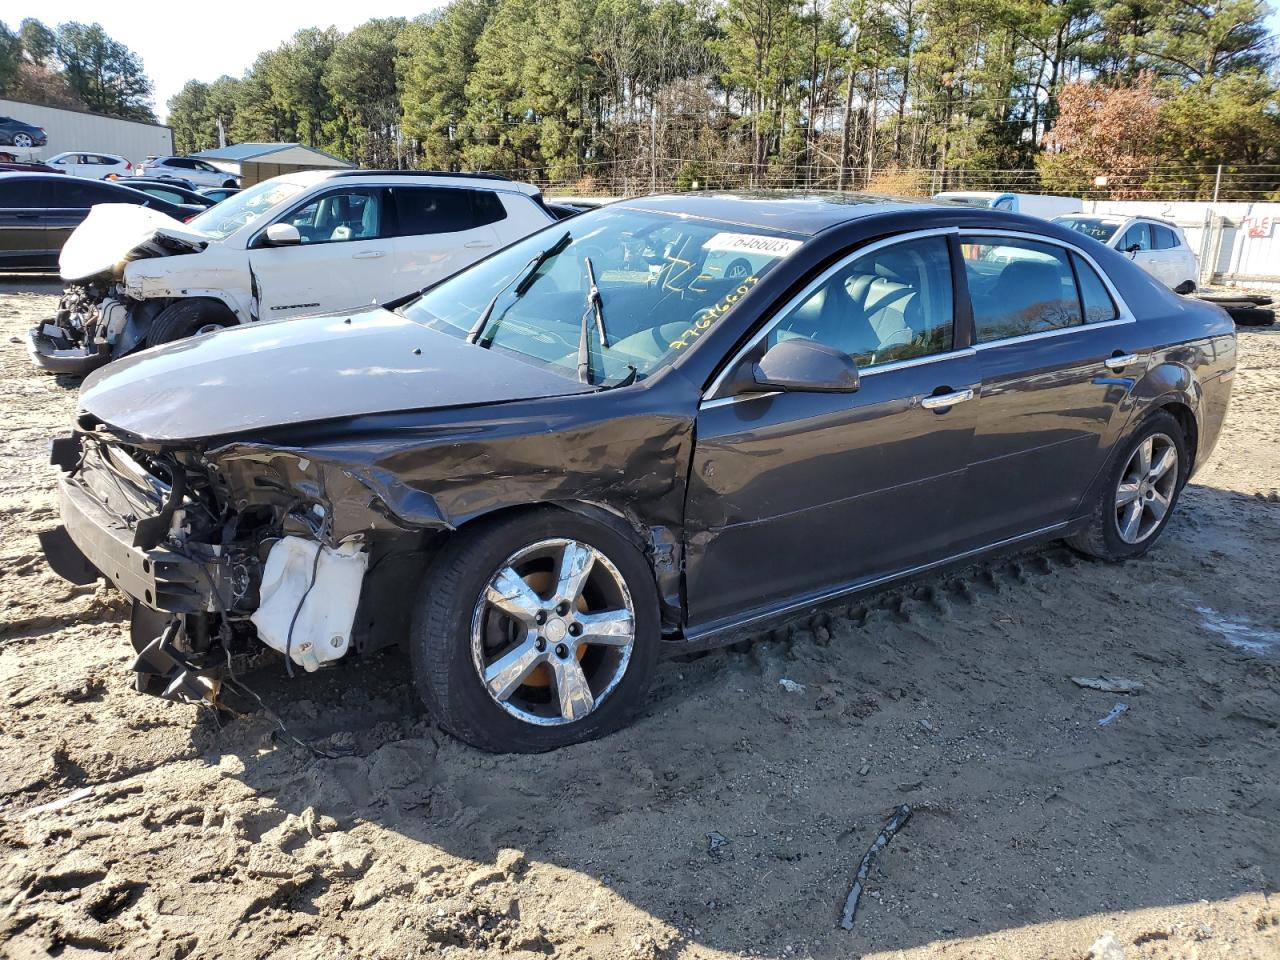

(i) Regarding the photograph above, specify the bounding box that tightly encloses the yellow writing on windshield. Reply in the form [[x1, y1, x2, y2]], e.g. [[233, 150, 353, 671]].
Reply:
[[669, 276, 760, 350]]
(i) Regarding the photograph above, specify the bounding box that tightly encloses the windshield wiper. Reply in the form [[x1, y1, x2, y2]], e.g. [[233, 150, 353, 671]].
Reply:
[[466, 230, 571, 346], [583, 256, 608, 348], [577, 256, 612, 385]]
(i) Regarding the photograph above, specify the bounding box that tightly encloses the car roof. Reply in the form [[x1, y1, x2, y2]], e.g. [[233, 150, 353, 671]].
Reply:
[[319, 169, 542, 195], [612, 191, 957, 236]]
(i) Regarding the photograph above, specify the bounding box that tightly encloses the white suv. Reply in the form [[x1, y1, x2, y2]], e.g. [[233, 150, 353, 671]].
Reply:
[[135, 156, 240, 188], [46, 152, 133, 180], [1053, 214, 1199, 293], [28, 170, 560, 374]]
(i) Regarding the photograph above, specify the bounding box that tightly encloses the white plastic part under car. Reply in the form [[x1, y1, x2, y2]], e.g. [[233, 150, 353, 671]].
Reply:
[[250, 536, 369, 672]]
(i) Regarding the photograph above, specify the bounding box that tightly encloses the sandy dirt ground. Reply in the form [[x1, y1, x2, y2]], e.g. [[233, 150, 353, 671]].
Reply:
[[0, 277, 1276, 960]]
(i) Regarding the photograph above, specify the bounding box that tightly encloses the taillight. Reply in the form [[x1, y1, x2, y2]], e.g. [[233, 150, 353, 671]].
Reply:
[[183, 214, 195, 222], [125, 160, 132, 170]]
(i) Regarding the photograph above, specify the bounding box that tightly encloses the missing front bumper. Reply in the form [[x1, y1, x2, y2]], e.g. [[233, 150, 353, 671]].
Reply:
[[48, 475, 212, 614], [26, 323, 112, 376]]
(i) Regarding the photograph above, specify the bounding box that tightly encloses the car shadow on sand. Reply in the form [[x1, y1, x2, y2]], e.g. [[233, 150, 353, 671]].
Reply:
[[195, 480, 1279, 956]]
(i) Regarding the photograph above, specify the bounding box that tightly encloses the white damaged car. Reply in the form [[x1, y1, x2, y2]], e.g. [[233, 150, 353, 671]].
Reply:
[[27, 170, 558, 374]]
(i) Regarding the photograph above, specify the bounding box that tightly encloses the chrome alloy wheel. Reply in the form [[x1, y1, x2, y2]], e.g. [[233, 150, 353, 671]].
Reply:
[[470, 538, 635, 727], [1114, 432, 1179, 544]]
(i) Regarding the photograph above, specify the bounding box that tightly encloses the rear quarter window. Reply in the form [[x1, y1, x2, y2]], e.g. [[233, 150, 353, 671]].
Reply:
[[1071, 253, 1119, 323]]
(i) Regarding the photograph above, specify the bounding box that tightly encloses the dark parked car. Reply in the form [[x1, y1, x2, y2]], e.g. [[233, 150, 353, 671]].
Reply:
[[39, 194, 1235, 752], [198, 186, 240, 204], [0, 172, 197, 270], [0, 160, 63, 174], [0, 116, 47, 148], [121, 178, 216, 208]]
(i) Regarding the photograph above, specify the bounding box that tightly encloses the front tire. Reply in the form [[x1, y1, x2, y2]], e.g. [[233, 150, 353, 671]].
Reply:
[[410, 508, 661, 752], [1067, 410, 1188, 561], [13, 133, 33, 148], [147, 299, 235, 347]]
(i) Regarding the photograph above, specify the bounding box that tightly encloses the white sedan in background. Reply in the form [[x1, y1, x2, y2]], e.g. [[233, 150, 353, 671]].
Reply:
[[46, 152, 133, 180], [1053, 214, 1199, 293], [135, 156, 240, 188]]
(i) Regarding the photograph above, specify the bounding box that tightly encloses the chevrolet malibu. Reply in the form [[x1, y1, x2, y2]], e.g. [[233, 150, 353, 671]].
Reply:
[[39, 194, 1235, 752]]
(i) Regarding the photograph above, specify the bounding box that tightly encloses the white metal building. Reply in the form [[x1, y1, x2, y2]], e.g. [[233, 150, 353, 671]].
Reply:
[[0, 98, 173, 165]]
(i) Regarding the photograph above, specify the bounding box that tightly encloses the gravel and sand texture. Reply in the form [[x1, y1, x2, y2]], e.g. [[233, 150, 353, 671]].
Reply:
[[0, 277, 1277, 959]]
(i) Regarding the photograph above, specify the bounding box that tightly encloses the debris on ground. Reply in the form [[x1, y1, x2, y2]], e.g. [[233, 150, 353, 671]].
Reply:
[[1088, 931, 1127, 960], [1072, 676, 1146, 694], [778, 678, 806, 693], [706, 832, 732, 862], [839, 804, 913, 930], [1097, 703, 1130, 726]]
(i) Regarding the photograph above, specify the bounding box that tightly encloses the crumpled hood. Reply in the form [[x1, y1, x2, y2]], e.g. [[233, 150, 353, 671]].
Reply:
[[60, 204, 208, 283], [78, 307, 596, 442]]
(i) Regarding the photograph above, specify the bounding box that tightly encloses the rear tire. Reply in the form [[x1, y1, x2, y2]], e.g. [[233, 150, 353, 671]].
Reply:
[[410, 507, 661, 753], [147, 299, 236, 347], [1067, 410, 1188, 561]]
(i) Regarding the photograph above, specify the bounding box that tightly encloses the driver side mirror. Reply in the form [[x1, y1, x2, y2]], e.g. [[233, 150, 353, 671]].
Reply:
[[1125, 243, 1141, 255], [730, 338, 861, 395], [263, 223, 301, 247]]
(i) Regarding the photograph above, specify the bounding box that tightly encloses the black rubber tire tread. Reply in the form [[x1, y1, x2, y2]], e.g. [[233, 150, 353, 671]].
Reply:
[[1066, 409, 1188, 562], [147, 299, 235, 346], [409, 506, 661, 753]]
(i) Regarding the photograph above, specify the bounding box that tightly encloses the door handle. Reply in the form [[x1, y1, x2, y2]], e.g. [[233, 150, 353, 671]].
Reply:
[[920, 388, 974, 410], [464, 240, 494, 249], [1104, 353, 1138, 371], [351, 250, 384, 259]]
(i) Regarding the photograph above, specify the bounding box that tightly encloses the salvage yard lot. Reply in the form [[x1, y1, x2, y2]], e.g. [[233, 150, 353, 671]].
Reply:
[[0, 277, 1277, 959]]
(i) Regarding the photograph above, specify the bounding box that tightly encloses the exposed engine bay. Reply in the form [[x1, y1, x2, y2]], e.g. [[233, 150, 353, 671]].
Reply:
[[42, 428, 432, 705]]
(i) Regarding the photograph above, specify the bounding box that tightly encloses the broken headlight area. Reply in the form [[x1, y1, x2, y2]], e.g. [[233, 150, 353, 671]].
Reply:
[[43, 431, 407, 705], [26, 284, 166, 376]]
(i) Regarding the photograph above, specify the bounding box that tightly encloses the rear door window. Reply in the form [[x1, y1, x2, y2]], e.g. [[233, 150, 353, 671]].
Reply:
[[961, 237, 1083, 342], [49, 180, 129, 208], [1152, 224, 1179, 250], [0, 178, 47, 207], [392, 187, 505, 236]]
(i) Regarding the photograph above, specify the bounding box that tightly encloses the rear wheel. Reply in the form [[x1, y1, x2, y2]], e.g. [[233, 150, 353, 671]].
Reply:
[[147, 299, 236, 347], [12, 133, 33, 148], [410, 508, 660, 752], [1067, 410, 1188, 561]]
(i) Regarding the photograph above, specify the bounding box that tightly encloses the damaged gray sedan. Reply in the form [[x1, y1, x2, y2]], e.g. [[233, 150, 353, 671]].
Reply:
[[40, 194, 1235, 752]]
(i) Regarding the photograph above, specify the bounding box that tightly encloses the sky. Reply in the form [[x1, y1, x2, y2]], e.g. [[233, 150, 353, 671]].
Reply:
[[9, 2, 1280, 124], [7, 1, 448, 121]]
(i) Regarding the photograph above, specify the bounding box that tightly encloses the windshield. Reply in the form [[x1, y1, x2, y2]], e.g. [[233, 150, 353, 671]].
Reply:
[[1055, 217, 1121, 242], [186, 178, 309, 240], [400, 206, 803, 384]]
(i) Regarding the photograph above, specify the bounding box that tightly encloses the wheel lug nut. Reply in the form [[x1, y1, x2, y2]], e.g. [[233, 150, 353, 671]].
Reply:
[[535, 638, 547, 652], [569, 622, 582, 636], [556, 602, 570, 616], [535, 611, 547, 625], [555, 643, 569, 658]]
